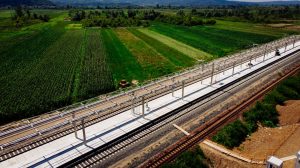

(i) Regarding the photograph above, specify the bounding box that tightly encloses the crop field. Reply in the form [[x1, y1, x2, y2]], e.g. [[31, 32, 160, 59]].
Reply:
[[0, 9, 298, 124], [214, 20, 297, 37], [149, 22, 278, 57], [76, 29, 115, 101], [114, 28, 177, 79], [136, 28, 212, 61], [128, 28, 196, 67], [101, 29, 145, 84]]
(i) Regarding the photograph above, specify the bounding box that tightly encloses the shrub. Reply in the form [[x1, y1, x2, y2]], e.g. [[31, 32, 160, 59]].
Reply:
[[162, 146, 208, 168], [212, 120, 249, 149]]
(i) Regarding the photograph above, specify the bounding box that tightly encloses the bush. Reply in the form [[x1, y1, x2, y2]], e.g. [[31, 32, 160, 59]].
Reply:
[[162, 146, 208, 168], [277, 85, 299, 100], [212, 120, 249, 149]]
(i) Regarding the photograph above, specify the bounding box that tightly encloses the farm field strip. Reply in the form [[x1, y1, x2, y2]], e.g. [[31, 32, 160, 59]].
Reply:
[[128, 28, 196, 67], [214, 20, 296, 37], [101, 29, 145, 84], [150, 22, 277, 57], [0, 22, 66, 80], [190, 25, 276, 47], [0, 30, 85, 124], [114, 28, 177, 79], [137, 28, 211, 61], [76, 29, 115, 101]]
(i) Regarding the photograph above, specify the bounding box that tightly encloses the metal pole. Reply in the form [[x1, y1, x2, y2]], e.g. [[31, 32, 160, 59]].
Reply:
[[202, 64, 204, 72], [232, 61, 236, 75], [145, 98, 149, 111], [223, 60, 226, 75], [142, 96, 145, 115], [72, 113, 77, 138], [285, 43, 287, 52], [81, 119, 86, 143], [293, 38, 296, 48], [132, 96, 135, 113], [172, 84, 175, 97], [263, 45, 267, 61], [210, 63, 215, 85], [182, 81, 185, 99], [240, 58, 243, 69]]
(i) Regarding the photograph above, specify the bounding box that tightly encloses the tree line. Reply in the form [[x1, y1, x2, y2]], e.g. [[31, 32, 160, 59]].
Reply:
[[191, 6, 300, 23], [68, 9, 216, 28], [12, 6, 50, 27]]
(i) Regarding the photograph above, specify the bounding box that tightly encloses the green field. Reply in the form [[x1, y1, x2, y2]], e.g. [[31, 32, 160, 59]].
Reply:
[[0, 9, 298, 124], [150, 22, 281, 57]]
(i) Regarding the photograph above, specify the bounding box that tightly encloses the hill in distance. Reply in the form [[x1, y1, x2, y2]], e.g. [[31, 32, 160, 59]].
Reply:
[[0, 0, 55, 7], [50, 0, 300, 6]]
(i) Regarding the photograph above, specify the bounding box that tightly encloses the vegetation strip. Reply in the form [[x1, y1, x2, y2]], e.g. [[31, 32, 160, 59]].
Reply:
[[150, 22, 277, 57], [128, 28, 195, 68], [101, 29, 145, 85], [76, 29, 115, 101], [137, 28, 211, 61], [114, 28, 177, 79]]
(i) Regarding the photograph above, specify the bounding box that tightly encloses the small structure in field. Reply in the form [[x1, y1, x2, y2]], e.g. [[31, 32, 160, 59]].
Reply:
[[296, 151, 300, 168], [119, 80, 129, 88], [266, 156, 283, 168]]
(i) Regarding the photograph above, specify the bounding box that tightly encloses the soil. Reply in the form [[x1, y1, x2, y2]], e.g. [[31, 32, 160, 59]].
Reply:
[[233, 124, 299, 160], [202, 100, 300, 168], [277, 100, 300, 126], [200, 142, 264, 168]]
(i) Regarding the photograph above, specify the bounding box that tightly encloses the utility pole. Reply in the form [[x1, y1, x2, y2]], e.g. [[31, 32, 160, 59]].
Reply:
[[284, 43, 287, 52], [81, 119, 86, 144], [141, 96, 145, 115], [182, 81, 185, 99], [132, 95, 135, 114], [223, 60, 226, 75], [72, 113, 77, 138], [210, 63, 215, 85], [232, 61, 236, 75]]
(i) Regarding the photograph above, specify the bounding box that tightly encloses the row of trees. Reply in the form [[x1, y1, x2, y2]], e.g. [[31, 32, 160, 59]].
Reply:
[[190, 6, 300, 23], [12, 6, 50, 27], [212, 73, 300, 149], [68, 9, 216, 28]]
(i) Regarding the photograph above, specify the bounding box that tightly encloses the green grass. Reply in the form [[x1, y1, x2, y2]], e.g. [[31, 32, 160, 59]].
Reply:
[[137, 28, 212, 61], [214, 20, 297, 37], [150, 22, 277, 57], [102, 29, 145, 85], [128, 28, 196, 68], [114, 28, 177, 79]]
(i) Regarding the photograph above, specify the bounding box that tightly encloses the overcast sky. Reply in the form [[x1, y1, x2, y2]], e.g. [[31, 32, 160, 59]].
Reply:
[[231, 0, 299, 1]]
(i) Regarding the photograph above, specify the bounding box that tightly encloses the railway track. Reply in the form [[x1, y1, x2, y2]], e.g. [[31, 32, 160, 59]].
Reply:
[[141, 52, 300, 168], [2, 37, 297, 162], [57, 48, 300, 168]]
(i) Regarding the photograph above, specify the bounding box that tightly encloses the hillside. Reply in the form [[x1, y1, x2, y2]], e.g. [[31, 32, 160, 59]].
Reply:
[[0, 0, 55, 7], [50, 0, 300, 6], [50, 0, 236, 6]]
